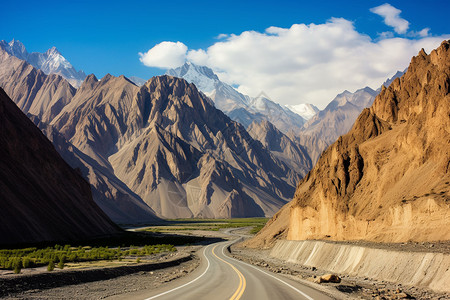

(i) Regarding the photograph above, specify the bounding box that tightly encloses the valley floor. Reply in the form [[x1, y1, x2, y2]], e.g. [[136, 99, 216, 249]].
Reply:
[[1, 227, 449, 299]]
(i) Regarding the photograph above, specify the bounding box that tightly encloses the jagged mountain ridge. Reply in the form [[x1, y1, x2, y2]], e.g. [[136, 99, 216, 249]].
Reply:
[[0, 48, 160, 224], [0, 88, 120, 244], [166, 62, 307, 133], [247, 41, 450, 247], [0, 46, 303, 219], [293, 70, 405, 164], [29, 116, 161, 224], [247, 120, 312, 176], [0, 39, 86, 87], [52, 74, 300, 218]]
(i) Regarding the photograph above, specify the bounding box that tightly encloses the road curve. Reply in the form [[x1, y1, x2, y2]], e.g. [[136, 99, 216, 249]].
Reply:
[[111, 233, 332, 300]]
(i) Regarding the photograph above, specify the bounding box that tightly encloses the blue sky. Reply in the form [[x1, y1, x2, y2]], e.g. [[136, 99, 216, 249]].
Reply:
[[2, 0, 449, 107]]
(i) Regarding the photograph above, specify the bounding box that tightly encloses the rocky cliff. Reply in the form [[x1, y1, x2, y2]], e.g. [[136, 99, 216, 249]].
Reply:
[[248, 40, 450, 247]]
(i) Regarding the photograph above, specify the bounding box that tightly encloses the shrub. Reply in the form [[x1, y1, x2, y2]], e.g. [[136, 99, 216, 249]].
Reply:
[[47, 260, 55, 271], [13, 259, 22, 274], [22, 257, 31, 268]]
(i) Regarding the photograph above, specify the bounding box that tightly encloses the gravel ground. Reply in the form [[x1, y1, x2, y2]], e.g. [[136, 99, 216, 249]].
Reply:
[[230, 244, 450, 300]]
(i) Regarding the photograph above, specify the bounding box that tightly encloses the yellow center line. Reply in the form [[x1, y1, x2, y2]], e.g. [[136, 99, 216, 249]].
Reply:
[[212, 244, 246, 300]]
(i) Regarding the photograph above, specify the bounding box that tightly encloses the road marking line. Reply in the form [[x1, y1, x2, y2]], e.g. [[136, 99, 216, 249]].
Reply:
[[224, 244, 315, 300], [144, 244, 212, 300], [212, 244, 246, 300]]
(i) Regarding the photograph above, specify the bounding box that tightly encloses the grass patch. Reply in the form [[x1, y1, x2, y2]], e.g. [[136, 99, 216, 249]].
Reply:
[[0, 243, 176, 271], [0, 230, 215, 272], [141, 218, 269, 234]]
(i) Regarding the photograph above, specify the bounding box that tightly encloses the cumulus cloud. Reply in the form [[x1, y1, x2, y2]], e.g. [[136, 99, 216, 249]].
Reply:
[[370, 3, 409, 34], [139, 16, 448, 108], [139, 41, 187, 69]]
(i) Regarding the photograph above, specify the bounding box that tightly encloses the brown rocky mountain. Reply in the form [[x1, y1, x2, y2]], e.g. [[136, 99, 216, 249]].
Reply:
[[29, 116, 161, 224], [248, 40, 450, 248], [0, 88, 120, 245], [52, 75, 299, 218], [247, 120, 312, 176], [0, 48, 161, 224], [293, 87, 378, 164], [293, 71, 404, 165], [0, 47, 303, 219], [0, 49, 76, 124]]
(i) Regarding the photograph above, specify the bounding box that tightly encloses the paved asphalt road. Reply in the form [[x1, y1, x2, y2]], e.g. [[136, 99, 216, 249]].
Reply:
[[112, 231, 333, 300]]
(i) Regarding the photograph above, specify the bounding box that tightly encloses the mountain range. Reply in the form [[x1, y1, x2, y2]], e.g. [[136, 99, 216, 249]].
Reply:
[[0, 46, 309, 219], [0, 38, 411, 224], [0, 39, 86, 88], [248, 41, 450, 247], [166, 63, 309, 133]]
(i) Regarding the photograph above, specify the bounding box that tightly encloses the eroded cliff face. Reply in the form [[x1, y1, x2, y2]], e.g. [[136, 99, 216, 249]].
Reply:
[[248, 41, 450, 248]]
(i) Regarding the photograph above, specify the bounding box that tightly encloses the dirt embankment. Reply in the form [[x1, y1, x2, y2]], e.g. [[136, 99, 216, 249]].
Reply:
[[231, 245, 449, 300]]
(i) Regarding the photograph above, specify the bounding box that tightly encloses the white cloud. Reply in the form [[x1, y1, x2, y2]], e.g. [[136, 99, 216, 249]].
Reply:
[[409, 28, 430, 38], [139, 17, 449, 109], [138, 41, 187, 69], [186, 49, 208, 66], [370, 3, 409, 34], [215, 33, 229, 39]]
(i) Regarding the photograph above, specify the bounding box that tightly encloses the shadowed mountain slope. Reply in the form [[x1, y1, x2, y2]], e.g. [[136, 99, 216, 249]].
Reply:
[[0, 88, 120, 245]]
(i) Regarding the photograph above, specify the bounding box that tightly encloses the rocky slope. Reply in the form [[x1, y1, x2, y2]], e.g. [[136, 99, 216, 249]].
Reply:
[[29, 116, 161, 224], [0, 46, 299, 219], [247, 120, 312, 176], [248, 40, 450, 247], [0, 88, 119, 245], [54, 75, 299, 218], [294, 87, 378, 164], [0, 39, 86, 87], [0, 48, 76, 124], [0, 48, 160, 224], [294, 72, 404, 164]]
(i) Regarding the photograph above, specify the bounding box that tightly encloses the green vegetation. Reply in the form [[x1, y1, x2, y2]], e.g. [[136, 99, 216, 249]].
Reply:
[[141, 218, 269, 234], [47, 260, 55, 271], [0, 243, 176, 271], [249, 224, 265, 234]]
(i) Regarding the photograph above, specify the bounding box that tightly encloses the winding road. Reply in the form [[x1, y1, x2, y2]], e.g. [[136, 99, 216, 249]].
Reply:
[[113, 232, 332, 300]]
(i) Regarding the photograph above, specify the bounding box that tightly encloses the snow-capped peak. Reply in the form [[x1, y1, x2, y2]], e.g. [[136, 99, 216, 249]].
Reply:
[[166, 62, 219, 93], [286, 103, 319, 120], [0, 39, 86, 87]]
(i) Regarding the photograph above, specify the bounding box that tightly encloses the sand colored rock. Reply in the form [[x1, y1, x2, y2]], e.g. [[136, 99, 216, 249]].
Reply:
[[248, 40, 450, 247], [270, 240, 450, 292]]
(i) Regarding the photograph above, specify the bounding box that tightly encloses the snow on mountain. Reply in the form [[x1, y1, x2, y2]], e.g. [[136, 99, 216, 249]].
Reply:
[[0, 39, 86, 88], [286, 103, 319, 120], [167, 62, 250, 112], [129, 76, 147, 86], [166, 62, 306, 133]]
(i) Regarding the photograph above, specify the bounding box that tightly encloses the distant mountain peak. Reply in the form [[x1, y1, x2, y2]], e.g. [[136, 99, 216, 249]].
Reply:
[[166, 62, 306, 133], [0, 39, 86, 88]]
